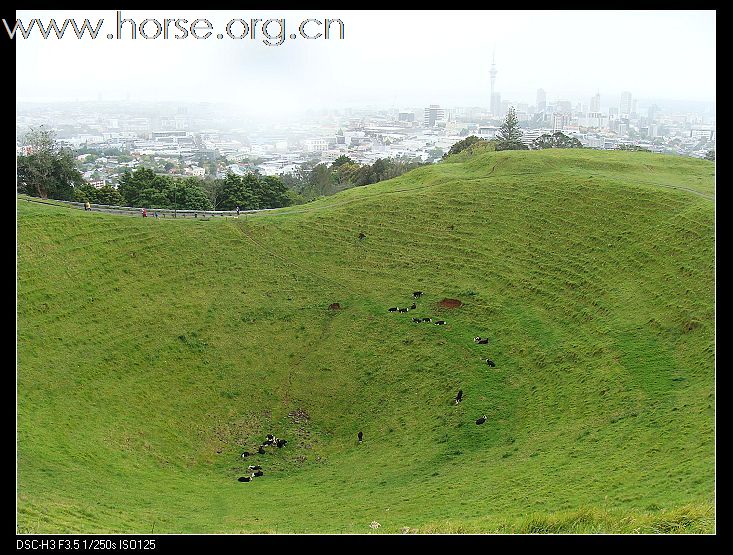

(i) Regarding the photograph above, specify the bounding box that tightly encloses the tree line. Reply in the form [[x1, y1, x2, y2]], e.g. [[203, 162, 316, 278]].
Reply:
[[16, 127, 294, 211], [280, 155, 427, 201]]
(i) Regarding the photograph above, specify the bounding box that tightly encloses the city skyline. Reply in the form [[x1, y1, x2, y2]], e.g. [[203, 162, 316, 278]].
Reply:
[[15, 10, 716, 114]]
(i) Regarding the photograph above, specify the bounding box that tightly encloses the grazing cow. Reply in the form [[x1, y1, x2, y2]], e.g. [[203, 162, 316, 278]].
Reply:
[[358, 431, 363, 443], [238, 476, 252, 482], [276, 439, 287, 448], [388, 307, 398, 312], [413, 291, 423, 298], [358, 232, 367, 240], [455, 389, 463, 404], [476, 415, 487, 425], [241, 451, 251, 458], [474, 336, 482, 343], [422, 318, 432, 323], [410, 303, 417, 310], [485, 359, 496, 367], [398, 307, 409, 313], [477, 338, 489, 345], [253, 470, 264, 477], [258, 446, 266, 455], [434, 320, 446, 325], [412, 317, 422, 323], [248, 465, 262, 471]]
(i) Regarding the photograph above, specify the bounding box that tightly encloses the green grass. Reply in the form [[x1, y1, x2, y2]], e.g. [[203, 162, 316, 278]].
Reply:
[[17, 149, 715, 533]]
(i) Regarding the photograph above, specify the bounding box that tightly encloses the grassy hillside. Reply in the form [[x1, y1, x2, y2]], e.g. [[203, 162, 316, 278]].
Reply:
[[16, 149, 715, 533]]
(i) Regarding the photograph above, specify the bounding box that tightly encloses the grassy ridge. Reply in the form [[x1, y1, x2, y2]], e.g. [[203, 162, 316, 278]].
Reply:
[[17, 149, 715, 533]]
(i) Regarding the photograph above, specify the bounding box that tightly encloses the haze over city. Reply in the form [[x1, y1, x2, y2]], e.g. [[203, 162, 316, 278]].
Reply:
[[15, 10, 715, 116]]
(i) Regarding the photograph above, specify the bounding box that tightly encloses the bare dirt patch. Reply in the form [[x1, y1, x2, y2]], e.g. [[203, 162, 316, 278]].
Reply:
[[438, 298, 463, 309]]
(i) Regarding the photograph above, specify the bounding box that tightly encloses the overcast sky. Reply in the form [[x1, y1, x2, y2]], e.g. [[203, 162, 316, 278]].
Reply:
[[15, 10, 716, 115]]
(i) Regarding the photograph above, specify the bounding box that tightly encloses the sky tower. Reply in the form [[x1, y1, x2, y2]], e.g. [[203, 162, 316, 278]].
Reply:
[[489, 49, 500, 116]]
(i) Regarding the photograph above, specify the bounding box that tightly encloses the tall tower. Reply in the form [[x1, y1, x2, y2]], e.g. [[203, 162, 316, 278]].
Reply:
[[489, 49, 500, 116]]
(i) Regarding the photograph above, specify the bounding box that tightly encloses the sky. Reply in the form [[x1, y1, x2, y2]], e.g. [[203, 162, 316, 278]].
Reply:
[[14, 10, 716, 115]]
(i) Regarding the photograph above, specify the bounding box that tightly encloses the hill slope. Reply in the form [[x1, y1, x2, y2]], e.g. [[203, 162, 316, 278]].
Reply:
[[17, 149, 715, 533]]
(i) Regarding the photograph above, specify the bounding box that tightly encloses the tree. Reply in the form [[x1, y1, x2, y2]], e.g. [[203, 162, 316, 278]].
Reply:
[[118, 167, 164, 206], [426, 147, 444, 162], [306, 164, 336, 197], [259, 176, 291, 208], [94, 184, 124, 206], [531, 131, 583, 150], [444, 136, 485, 158], [215, 173, 256, 211], [331, 155, 354, 169], [495, 108, 528, 151], [167, 177, 213, 211], [201, 178, 226, 210], [17, 127, 84, 199]]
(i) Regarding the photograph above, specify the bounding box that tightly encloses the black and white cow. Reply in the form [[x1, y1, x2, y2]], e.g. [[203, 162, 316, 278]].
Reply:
[[455, 389, 463, 404]]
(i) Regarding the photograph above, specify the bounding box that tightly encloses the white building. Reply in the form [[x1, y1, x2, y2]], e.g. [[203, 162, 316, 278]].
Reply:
[[304, 138, 329, 152]]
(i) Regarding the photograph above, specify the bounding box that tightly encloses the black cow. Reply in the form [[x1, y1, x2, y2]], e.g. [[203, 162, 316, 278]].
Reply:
[[434, 320, 446, 325], [253, 470, 264, 477], [241, 451, 251, 458], [248, 465, 262, 471], [477, 338, 489, 345], [476, 415, 487, 425], [238, 476, 252, 482], [276, 439, 287, 448], [422, 318, 432, 323], [486, 359, 496, 367], [358, 431, 363, 443], [412, 317, 422, 323], [455, 389, 463, 404], [388, 307, 398, 312], [413, 291, 423, 298], [258, 446, 266, 455], [398, 307, 409, 313], [410, 303, 417, 310]]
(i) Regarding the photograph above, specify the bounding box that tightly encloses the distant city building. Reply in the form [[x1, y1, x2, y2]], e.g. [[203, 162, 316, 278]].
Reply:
[[477, 125, 499, 138], [620, 91, 633, 118], [582, 112, 608, 129], [556, 100, 572, 114], [552, 113, 571, 132], [536, 88, 546, 113], [304, 138, 329, 152], [521, 129, 544, 146], [86, 178, 106, 189], [398, 112, 415, 122], [690, 126, 715, 141], [590, 92, 600, 113], [424, 105, 445, 128]]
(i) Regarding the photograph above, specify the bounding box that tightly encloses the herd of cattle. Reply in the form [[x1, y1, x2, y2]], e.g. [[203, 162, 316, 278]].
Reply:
[[236, 290, 497, 483], [237, 434, 287, 482], [391, 291, 496, 425]]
